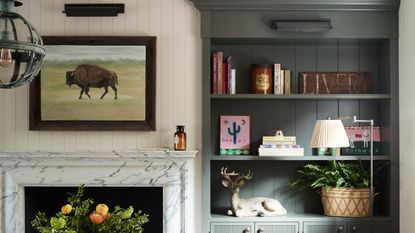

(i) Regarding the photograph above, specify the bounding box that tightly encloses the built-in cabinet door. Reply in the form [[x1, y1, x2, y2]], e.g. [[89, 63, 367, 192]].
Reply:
[[255, 222, 299, 233], [211, 222, 254, 233], [372, 222, 391, 233], [348, 222, 370, 233], [347, 221, 391, 233], [304, 222, 345, 233]]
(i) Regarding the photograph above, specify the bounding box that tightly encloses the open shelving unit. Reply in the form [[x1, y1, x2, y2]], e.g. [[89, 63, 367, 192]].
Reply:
[[191, 1, 400, 232]]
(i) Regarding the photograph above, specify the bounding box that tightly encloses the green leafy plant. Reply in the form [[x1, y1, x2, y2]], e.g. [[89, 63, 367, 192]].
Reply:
[[289, 160, 370, 191], [31, 185, 149, 233]]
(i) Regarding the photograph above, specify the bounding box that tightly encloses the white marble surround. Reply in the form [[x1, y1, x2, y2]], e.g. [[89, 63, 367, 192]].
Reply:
[[0, 150, 197, 233]]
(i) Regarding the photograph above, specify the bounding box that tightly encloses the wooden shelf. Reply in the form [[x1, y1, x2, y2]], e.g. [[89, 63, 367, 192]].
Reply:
[[210, 94, 391, 100], [210, 213, 390, 222], [210, 155, 391, 161]]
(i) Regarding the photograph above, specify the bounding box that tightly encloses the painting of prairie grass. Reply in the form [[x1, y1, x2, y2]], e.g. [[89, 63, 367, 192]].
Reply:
[[41, 45, 146, 121]]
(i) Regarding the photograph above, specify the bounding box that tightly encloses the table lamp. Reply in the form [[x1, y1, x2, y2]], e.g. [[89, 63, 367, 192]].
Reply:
[[310, 119, 350, 156]]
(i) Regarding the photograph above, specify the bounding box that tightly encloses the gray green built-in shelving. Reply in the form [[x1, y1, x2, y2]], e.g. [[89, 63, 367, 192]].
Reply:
[[210, 155, 391, 161], [192, 0, 400, 232], [210, 94, 391, 100]]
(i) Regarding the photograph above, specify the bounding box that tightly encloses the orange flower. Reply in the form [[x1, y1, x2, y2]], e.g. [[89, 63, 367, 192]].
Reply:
[[60, 204, 73, 215], [89, 211, 109, 224]]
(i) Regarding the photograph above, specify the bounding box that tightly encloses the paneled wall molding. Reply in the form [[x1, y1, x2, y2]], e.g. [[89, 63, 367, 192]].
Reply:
[[190, 0, 400, 11]]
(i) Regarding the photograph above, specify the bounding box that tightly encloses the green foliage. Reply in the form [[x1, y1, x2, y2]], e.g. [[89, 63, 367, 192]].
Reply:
[[31, 185, 149, 233], [289, 161, 370, 191]]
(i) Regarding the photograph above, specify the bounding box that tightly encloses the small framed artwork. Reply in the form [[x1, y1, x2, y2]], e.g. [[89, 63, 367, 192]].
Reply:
[[220, 115, 250, 155], [29, 36, 156, 131]]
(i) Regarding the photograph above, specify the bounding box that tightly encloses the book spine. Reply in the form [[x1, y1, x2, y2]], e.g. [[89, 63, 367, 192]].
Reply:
[[284, 70, 291, 94], [231, 68, 236, 94], [217, 52, 223, 94], [274, 64, 281, 94], [280, 70, 285, 94], [222, 62, 227, 94], [226, 56, 232, 94], [212, 53, 218, 94]]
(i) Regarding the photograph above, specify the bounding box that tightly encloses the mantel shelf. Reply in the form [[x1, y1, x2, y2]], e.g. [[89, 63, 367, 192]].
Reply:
[[210, 155, 391, 161], [210, 94, 391, 100]]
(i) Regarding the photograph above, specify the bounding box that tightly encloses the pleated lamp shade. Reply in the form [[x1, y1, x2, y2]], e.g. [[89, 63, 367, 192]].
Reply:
[[310, 119, 350, 148]]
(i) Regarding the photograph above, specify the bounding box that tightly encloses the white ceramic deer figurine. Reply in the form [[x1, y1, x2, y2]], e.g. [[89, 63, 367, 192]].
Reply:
[[220, 167, 287, 217]]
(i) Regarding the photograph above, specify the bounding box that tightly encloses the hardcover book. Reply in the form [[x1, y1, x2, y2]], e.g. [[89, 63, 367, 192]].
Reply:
[[274, 64, 281, 94], [217, 52, 223, 94], [212, 52, 218, 94], [220, 115, 250, 155]]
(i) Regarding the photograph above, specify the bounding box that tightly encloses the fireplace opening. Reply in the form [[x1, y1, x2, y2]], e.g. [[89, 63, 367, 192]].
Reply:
[[25, 186, 163, 233]]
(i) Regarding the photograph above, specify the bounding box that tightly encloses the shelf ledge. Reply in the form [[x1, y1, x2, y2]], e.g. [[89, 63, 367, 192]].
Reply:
[[210, 155, 391, 161], [210, 94, 391, 100]]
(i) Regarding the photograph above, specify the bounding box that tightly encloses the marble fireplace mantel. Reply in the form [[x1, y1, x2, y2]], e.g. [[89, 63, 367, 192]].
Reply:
[[0, 150, 197, 233]]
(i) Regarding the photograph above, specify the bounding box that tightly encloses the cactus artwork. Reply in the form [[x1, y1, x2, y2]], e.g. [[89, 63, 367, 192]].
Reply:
[[228, 122, 241, 144], [220, 115, 250, 155]]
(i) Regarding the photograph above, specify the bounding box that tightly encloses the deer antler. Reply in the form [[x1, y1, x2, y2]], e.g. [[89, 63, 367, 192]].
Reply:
[[221, 167, 239, 182], [235, 170, 253, 184]]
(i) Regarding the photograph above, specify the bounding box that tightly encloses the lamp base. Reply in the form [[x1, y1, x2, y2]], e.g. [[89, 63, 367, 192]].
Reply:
[[317, 147, 339, 156]]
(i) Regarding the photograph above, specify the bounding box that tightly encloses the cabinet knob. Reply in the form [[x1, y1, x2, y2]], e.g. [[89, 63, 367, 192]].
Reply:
[[257, 226, 264, 233], [352, 225, 357, 232], [243, 226, 251, 233], [337, 226, 343, 233]]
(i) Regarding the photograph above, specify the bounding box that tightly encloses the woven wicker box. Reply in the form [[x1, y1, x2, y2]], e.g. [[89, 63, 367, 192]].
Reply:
[[321, 187, 370, 217]]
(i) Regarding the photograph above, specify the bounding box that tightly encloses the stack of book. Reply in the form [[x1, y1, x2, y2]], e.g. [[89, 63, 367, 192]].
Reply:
[[273, 64, 292, 94], [258, 135, 304, 156], [212, 51, 236, 94]]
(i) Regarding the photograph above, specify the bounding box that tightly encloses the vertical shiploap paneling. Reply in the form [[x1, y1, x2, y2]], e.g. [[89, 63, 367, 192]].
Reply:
[[173, 0, 187, 126], [185, 3, 201, 150], [0, 0, 201, 152], [15, 1, 30, 151], [160, 0, 175, 147], [147, 0, 163, 147], [230, 46, 251, 94]]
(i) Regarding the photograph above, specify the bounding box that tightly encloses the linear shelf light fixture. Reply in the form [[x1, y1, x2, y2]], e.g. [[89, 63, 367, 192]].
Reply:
[[63, 4, 125, 17], [271, 19, 333, 32]]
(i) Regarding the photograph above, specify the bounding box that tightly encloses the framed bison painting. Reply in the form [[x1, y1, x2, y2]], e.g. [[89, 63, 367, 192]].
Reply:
[[29, 36, 156, 131]]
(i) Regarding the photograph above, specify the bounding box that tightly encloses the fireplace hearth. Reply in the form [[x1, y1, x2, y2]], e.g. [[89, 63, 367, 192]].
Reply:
[[0, 151, 197, 233]]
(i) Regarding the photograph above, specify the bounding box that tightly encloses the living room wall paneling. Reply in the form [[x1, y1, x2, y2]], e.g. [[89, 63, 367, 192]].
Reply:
[[137, 0, 150, 35], [14, 0, 30, 151], [185, 3, 202, 232], [173, 0, 187, 127], [400, 0, 415, 231], [185, 4, 202, 152], [0, 0, 201, 153], [148, 0, 163, 147], [160, 0, 175, 147]]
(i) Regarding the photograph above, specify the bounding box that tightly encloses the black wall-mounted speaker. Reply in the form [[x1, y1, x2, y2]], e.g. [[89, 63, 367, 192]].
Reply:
[[63, 4, 125, 17]]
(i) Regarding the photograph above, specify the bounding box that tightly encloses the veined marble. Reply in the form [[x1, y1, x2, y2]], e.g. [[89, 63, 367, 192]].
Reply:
[[0, 150, 197, 233]]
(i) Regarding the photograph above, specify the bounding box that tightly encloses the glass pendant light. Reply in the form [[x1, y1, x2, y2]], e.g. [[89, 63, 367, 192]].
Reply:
[[0, 0, 45, 88]]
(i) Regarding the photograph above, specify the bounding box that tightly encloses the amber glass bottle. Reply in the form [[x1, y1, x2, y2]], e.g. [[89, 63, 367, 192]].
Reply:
[[174, 125, 186, 151]]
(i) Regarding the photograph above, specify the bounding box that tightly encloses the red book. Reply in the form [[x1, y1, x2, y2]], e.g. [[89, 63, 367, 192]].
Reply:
[[222, 62, 227, 94], [217, 52, 223, 94], [226, 56, 232, 94], [212, 53, 218, 94]]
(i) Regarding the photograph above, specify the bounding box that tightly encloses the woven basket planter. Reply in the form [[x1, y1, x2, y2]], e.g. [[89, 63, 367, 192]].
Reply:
[[321, 187, 370, 217]]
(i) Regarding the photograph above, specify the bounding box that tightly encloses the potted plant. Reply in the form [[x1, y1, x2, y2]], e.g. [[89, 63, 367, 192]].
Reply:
[[290, 160, 371, 217]]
